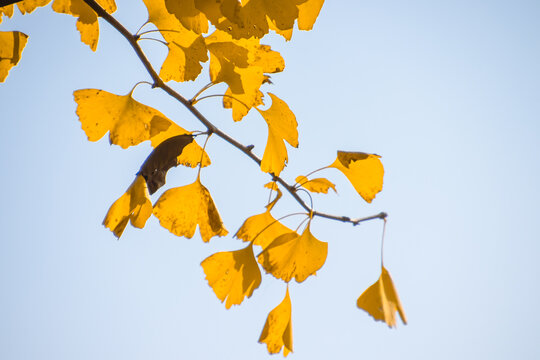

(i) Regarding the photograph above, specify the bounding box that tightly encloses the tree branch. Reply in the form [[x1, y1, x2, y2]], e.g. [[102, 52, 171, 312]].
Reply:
[[82, 0, 386, 227]]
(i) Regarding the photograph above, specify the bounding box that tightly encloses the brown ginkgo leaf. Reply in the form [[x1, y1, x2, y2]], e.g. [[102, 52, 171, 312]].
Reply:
[[137, 134, 194, 194]]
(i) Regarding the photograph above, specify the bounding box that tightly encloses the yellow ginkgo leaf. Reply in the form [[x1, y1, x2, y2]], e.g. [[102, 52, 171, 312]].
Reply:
[[153, 176, 228, 242], [297, 0, 325, 30], [143, 0, 208, 82], [103, 175, 153, 238], [74, 89, 176, 149], [206, 30, 284, 121], [235, 210, 292, 250], [0, 31, 28, 82], [201, 243, 261, 309], [16, 0, 51, 14], [0, 5, 14, 23], [295, 175, 336, 194], [258, 223, 327, 283], [330, 151, 384, 203], [163, 0, 208, 34], [52, 0, 116, 51], [257, 93, 298, 176], [259, 287, 293, 356], [149, 117, 211, 168], [357, 266, 407, 328]]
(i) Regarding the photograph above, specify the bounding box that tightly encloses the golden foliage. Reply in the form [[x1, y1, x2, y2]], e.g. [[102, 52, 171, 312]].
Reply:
[[153, 176, 228, 242], [52, 0, 116, 51], [357, 266, 407, 328], [295, 175, 336, 194], [0, 31, 28, 82], [257, 93, 298, 176], [259, 287, 293, 356], [258, 222, 327, 283], [103, 175, 153, 238], [330, 151, 384, 203], [201, 243, 261, 308]]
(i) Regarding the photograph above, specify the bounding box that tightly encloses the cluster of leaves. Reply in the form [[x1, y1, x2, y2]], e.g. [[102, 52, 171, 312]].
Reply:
[[1, 0, 407, 356]]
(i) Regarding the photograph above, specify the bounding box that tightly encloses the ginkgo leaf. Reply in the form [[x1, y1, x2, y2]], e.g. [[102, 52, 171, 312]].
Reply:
[[357, 266, 407, 328], [206, 30, 284, 121], [235, 211, 292, 250], [257, 93, 298, 176], [295, 175, 336, 194], [143, 0, 208, 82], [137, 134, 193, 194], [16, 0, 51, 14], [52, 0, 116, 51], [163, 0, 208, 34], [0, 31, 28, 82], [75, 89, 176, 149], [103, 175, 153, 238], [297, 0, 325, 30], [201, 243, 261, 309], [153, 176, 228, 242], [259, 287, 293, 356], [258, 222, 327, 283], [0, 5, 14, 24], [330, 151, 384, 203], [149, 117, 211, 168]]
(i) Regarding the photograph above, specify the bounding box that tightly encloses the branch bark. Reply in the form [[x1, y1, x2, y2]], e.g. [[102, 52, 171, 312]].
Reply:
[[82, 0, 387, 226]]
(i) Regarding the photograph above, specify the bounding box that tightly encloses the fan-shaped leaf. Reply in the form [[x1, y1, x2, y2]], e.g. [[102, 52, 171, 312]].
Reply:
[[259, 287, 293, 356]]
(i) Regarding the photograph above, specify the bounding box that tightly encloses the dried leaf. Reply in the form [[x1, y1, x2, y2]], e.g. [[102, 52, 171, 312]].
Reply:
[[258, 223, 327, 283], [52, 0, 116, 51], [103, 175, 153, 238], [259, 287, 293, 356], [201, 243, 261, 309], [153, 177, 228, 242], [257, 93, 298, 176], [330, 151, 384, 203], [295, 175, 336, 194], [357, 266, 407, 328], [137, 134, 193, 194], [0, 31, 28, 82]]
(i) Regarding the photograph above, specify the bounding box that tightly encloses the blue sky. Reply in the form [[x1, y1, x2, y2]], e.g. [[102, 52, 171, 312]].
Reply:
[[1, 1, 539, 359]]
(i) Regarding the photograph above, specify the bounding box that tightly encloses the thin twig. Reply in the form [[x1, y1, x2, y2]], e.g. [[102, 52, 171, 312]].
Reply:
[[82, 0, 386, 227]]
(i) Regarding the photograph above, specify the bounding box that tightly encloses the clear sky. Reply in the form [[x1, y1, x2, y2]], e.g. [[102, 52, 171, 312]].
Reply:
[[1, 1, 539, 359]]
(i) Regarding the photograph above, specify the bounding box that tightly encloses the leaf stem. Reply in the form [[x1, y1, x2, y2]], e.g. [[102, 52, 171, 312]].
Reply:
[[137, 37, 168, 46], [190, 82, 216, 104], [193, 94, 251, 112]]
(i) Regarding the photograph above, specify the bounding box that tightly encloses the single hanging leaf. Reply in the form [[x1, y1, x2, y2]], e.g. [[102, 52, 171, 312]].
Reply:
[[330, 151, 384, 203], [52, 0, 117, 51], [142, 0, 208, 82], [257, 93, 298, 176], [201, 243, 262, 309], [74, 89, 177, 149], [153, 176, 228, 242], [0, 31, 28, 82], [357, 266, 407, 328], [259, 287, 293, 356], [137, 134, 193, 194], [295, 175, 336, 194], [103, 175, 153, 238], [150, 118, 211, 168], [258, 222, 327, 283]]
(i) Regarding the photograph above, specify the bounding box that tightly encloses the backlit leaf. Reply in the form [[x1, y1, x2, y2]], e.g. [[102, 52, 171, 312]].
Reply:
[[0, 31, 28, 82], [74, 89, 177, 149], [258, 222, 327, 283], [297, 0, 324, 30], [164, 0, 208, 34], [257, 93, 298, 176], [201, 243, 261, 309], [153, 176, 228, 242], [16, 0, 51, 14], [137, 134, 193, 194], [150, 118, 211, 168], [103, 175, 153, 238], [357, 266, 407, 328], [0, 5, 14, 24], [259, 286, 293, 356], [52, 0, 116, 51], [295, 175, 336, 194], [143, 0, 208, 82], [330, 151, 384, 203]]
